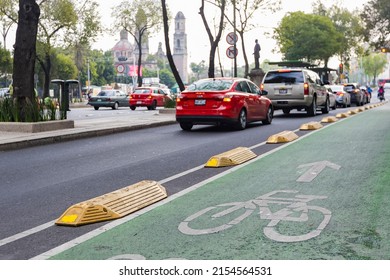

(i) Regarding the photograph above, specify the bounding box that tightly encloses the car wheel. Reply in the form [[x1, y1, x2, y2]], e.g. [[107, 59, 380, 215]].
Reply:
[[307, 97, 317, 116], [94, 106, 99, 110], [112, 102, 119, 110], [262, 106, 273, 125], [180, 122, 193, 131], [321, 98, 330, 114], [130, 106, 136, 110], [235, 109, 247, 130], [282, 108, 291, 114]]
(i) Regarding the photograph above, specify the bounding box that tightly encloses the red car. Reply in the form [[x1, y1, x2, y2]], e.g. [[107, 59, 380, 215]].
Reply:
[[176, 77, 273, 131], [129, 87, 169, 110]]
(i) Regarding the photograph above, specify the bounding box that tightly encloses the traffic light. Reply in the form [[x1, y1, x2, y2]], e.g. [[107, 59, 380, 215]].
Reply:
[[381, 47, 390, 53], [339, 63, 343, 74]]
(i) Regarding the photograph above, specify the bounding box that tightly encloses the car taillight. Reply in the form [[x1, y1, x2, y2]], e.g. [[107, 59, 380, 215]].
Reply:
[[304, 82, 309, 95], [338, 92, 344, 96], [260, 84, 264, 91], [148, 95, 152, 99], [223, 96, 232, 102], [354, 89, 359, 93]]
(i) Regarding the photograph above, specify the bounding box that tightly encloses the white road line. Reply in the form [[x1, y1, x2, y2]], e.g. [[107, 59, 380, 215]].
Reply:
[[0, 221, 54, 247]]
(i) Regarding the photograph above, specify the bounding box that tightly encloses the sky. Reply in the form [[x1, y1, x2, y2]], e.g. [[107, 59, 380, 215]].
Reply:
[[95, 0, 370, 70], [3, 0, 370, 70]]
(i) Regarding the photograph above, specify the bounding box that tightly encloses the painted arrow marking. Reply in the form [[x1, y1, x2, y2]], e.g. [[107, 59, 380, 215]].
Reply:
[[297, 161, 341, 182]]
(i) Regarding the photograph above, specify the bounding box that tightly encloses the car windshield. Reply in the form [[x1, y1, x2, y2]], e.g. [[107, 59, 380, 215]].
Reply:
[[263, 71, 304, 84], [134, 89, 152, 94], [97, 91, 114, 97], [187, 79, 233, 91]]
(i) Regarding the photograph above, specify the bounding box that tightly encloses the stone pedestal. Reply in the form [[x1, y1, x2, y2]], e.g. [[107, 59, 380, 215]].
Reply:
[[248, 68, 265, 87]]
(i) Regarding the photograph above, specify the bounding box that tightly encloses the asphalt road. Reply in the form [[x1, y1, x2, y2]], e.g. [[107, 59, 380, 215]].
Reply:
[[0, 101, 382, 260]]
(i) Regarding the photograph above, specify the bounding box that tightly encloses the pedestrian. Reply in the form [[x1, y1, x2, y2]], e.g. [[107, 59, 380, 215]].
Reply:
[[253, 39, 261, 69]]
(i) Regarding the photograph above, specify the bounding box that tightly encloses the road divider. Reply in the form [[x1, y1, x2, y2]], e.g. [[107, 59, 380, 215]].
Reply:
[[205, 147, 257, 168], [321, 116, 338, 123], [299, 121, 323, 130], [336, 112, 349, 118], [266, 130, 299, 144], [55, 180, 167, 226]]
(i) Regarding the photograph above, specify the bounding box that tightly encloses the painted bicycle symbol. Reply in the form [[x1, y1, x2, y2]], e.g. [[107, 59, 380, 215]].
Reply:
[[178, 190, 331, 242]]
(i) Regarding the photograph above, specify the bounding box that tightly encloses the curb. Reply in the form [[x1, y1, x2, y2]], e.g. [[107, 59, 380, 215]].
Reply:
[[0, 120, 177, 151]]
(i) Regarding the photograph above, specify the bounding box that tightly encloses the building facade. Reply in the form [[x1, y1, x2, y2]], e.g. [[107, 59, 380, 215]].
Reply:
[[111, 11, 189, 86]]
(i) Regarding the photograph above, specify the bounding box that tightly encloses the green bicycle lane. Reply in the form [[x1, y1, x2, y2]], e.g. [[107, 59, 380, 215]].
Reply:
[[49, 104, 390, 260]]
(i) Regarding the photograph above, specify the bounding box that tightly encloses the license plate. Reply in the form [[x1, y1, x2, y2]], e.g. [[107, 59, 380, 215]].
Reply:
[[279, 89, 287, 94], [137, 101, 142, 104], [97, 99, 101, 101], [195, 99, 206, 105]]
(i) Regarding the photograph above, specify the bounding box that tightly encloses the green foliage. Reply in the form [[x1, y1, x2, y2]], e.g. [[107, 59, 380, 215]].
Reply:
[[313, 1, 365, 61], [362, 53, 388, 84], [159, 69, 176, 88], [274, 11, 342, 65], [361, 0, 390, 48], [0, 97, 63, 122]]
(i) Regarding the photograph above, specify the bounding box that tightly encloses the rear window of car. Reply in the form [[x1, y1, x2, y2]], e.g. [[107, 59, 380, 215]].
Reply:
[[134, 89, 152, 94], [97, 91, 114, 96], [344, 85, 356, 91], [329, 85, 344, 91], [263, 71, 304, 84], [187, 79, 233, 91]]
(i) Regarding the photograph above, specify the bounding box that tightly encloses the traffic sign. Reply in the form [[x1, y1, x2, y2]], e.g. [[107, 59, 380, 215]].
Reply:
[[226, 32, 238, 45], [226, 46, 238, 59], [116, 64, 124, 73]]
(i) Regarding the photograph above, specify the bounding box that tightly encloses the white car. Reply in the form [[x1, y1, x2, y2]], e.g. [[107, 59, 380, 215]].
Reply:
[[383, 83, 390, 89]]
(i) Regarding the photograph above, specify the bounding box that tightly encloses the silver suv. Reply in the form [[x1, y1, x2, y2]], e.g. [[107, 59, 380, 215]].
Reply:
[[261, 68, 329, 116]]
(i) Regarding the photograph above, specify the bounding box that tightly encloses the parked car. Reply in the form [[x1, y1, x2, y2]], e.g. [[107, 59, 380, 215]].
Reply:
[[360, 87, 371, 104], [88, 89, 129, 110], [129, 87, 169, 110], [325, 87, 337, 110], [261, 68, 329, 116], [326, 84, 351, 108], [343, 83, 364, 106], [383, 83, 390, 90], [175, 77, 273, 131]]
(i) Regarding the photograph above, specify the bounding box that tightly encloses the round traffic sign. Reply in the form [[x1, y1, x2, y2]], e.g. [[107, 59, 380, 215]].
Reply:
[[116, 64, 125, 73], [226, 46, 238, 59], [226, 32, 238, 45]]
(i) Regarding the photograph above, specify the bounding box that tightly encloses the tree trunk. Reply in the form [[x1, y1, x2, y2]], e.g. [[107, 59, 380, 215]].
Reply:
[[161, 0, 185, 91], [12, 0, 40, 121]]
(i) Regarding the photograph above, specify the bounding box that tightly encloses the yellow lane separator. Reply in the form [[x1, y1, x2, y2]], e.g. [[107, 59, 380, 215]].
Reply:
[[56, 180, 167, 226]]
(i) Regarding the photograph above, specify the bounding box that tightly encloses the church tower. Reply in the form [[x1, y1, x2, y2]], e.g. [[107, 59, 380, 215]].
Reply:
[[173, 12, 188, 84]]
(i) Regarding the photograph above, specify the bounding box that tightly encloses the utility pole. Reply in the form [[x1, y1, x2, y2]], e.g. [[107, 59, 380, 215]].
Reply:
[[233, 0, 237, 77]]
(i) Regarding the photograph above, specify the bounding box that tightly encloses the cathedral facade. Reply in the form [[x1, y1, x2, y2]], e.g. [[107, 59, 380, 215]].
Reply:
[[111, 12, 188, 85]]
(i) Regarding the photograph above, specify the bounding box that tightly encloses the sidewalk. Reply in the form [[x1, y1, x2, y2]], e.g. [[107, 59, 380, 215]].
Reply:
[[0, 107, 176, 151]]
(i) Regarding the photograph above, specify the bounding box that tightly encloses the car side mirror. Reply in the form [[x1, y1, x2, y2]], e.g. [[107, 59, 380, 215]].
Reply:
[[261, 90, 268, 96]]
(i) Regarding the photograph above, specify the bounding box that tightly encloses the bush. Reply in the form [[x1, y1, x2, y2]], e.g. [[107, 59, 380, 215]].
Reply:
[[0, 97, 63, 122]]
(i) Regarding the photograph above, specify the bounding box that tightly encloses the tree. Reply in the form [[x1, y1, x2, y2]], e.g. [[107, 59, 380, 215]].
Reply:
[[313, 1, 365, 66], [361, 0, 390, 49], [199, 0, 226, 78], [12, 0, 40, 121], [0, 43, 12, 85], [223, 0, 281, 77], [114, 0, 163, 87], [273, 11, 342, 67], [190, 60, 207, 81], [36, 0, 77, 98], [161, 0, 185, 91], [362, 53, 388, 85], [0, 0, 17, 50]]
